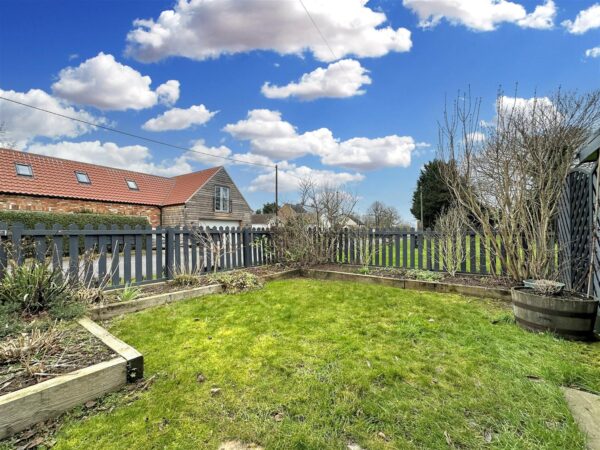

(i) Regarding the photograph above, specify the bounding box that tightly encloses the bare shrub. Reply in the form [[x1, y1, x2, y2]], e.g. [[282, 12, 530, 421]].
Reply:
[[434, 207, 468, 277], [529, 279, 564, 296], [272, 179, 358, 266], [438, 87, 600, 281], [0, 327, 61, 364]]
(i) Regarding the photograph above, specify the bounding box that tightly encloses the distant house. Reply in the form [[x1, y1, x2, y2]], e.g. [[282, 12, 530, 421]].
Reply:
[[251, 213, 276, 228], [0, 148, 253, 228]]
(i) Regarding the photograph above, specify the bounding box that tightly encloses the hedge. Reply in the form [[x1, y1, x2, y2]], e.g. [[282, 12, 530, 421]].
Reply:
[[0, 210, 150, 230]]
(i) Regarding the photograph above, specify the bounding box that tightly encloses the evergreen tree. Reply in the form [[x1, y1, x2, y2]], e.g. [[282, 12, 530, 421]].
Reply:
[[255, 202, 277, 214], [410, 160, 453, 229]]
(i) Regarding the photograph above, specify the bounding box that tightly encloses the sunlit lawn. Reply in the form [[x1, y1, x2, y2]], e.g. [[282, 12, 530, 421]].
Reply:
[[51, 279, 599, 449]]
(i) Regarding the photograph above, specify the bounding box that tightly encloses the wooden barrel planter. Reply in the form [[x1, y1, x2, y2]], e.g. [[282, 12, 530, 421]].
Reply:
[[511, 287, 599, 341]]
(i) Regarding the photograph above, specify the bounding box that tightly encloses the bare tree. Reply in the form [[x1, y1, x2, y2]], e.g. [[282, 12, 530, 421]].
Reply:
[[273, 178, 358, 266], [437, 87, 600, 281], [434, 206, 468, 277], [365, 201, 401, 228]]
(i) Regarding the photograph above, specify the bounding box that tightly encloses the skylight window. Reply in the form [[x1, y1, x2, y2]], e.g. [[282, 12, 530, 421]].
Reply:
[[15, 163, 33, 177], [126, 179, 139, 190], [75, 171, 90, 184]]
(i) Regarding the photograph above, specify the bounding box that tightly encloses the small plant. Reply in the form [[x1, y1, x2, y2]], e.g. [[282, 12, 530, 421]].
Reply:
[[358, 266, 370, 275], [405, 269, 444, 282], [171, 273, 201, 288], [118, 283, 142, 302], [528, 279, 564, 296], [0, 259, 73, 315], [208, 271, 263, 293]]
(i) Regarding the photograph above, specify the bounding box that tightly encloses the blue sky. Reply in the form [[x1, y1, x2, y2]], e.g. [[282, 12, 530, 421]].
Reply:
[[0, 0, 599, 221]]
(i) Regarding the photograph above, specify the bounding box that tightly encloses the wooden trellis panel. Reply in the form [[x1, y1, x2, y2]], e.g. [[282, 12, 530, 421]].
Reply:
[[557, 163, 596, 293]]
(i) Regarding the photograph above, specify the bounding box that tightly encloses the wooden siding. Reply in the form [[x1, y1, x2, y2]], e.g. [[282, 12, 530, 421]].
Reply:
[[161, 205, 185, 227], [182, 168, 253, 226]]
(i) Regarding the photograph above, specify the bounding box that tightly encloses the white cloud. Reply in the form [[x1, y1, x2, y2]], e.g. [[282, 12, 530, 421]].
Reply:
[[52, 52, 179, 111], [156, 80, 180, 106], [563, 4, 600, 34], [184, 139, 234, 165], [224, 109, 419, 170], [142, 104, 217, 131], [403, 0, 556, 31], [25, 140, 192, 177], [249, 165, 364, 193], [126, 0, 412, 63], [0, 88, 101, 147], [261, 59, 371, 100], [322, 135, 416, 170], [586, 46, 600, 58]]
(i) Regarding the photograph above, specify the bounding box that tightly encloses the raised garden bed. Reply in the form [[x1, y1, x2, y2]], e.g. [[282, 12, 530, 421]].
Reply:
[[315, 264, 517, 289], [302, 267, 513, 302], [91, 266, 300, 320], [0, 318, 142, 439]]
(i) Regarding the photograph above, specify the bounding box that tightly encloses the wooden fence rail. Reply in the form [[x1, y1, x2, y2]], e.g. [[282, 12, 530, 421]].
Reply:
[[0, 223, 273, 289]]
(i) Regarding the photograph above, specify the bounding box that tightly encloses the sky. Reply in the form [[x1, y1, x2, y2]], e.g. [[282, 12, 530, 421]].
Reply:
[[0, 0, 599, 223]]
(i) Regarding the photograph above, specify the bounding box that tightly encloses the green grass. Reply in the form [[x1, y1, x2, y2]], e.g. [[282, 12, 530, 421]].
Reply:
[[51, 280, 599, 449]]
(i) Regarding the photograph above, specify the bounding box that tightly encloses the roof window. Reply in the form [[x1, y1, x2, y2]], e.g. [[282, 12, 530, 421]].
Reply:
[[75, 171, 91, 184], [15, 163, 33, 177], [126, 179, 139, 190]]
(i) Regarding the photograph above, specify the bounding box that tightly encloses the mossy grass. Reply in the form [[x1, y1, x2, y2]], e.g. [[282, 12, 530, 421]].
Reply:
[[46, 280, 599, 449]]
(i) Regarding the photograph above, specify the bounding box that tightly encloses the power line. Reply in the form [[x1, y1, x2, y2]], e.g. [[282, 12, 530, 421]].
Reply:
[[298, 0, 337, 61], [0, 96, 275, 169]]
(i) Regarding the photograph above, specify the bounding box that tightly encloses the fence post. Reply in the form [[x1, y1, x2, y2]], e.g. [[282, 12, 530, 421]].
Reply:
[[0, 221, 7, 279], [242, 227, 252, 267], [11, 222, 23, 265], [166, 227, 175, 280]]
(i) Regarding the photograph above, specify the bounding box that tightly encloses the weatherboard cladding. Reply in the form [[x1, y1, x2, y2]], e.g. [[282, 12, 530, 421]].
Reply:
[[0, 148, 221, 207]]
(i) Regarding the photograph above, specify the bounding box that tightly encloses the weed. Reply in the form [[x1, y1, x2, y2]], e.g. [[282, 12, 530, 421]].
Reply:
[[118, 284, 142, 302]]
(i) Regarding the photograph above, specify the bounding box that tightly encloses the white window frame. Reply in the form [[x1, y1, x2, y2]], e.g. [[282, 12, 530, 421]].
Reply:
[[214, 186, 230, 213], [15, 163, 33, 177]]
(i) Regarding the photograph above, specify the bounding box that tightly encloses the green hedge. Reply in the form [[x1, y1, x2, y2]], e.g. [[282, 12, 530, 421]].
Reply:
[[0, 210, 150, 230]]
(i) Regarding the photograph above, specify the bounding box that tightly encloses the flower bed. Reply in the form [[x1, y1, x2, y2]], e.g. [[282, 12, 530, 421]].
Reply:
[[0, 318, 142, 439]]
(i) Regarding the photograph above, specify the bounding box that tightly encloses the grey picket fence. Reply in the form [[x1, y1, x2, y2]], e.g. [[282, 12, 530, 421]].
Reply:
[[331, 228, 506, 275], [0, 222, 273, 289]]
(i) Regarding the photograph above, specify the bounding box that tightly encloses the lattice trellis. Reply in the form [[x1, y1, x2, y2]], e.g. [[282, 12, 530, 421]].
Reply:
[[557, 163, 597, 293]]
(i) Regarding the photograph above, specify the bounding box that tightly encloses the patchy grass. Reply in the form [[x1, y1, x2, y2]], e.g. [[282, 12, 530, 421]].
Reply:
[[49, 280, 598, 449]]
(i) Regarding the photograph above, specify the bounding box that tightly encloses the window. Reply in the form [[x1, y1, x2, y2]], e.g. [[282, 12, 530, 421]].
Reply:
[[15, 163, 33, 177], [126, 179, 139, 190], [215, 186, 230, 212], [75, 171, 91, 184]]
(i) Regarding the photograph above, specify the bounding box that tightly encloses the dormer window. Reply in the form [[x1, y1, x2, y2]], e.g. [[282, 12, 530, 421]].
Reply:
[[15, 163, 33, 177], [75, 171, 91, 184], [126, 179, 139, 190]]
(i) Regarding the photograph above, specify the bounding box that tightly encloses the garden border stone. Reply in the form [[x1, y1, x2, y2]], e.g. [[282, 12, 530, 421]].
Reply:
[[0, 319, 142, 440], [300, 269, 512, 302]]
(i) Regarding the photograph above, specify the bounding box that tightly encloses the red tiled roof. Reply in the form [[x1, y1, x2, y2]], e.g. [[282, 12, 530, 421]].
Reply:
[[0, 148, 221, 206], [163, 167, 221, 205]]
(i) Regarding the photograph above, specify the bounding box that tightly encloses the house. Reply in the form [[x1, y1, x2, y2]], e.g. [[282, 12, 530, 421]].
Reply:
[[0, 148, 253, 228], [251, 213, 276, 228]]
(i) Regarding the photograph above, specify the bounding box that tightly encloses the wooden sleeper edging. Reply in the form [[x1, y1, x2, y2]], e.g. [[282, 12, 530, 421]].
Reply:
[[0, 319, 143, 440], [300, 269, 512, 301]]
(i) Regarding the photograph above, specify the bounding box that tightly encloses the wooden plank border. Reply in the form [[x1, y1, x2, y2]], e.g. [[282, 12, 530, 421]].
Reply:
[[300, 269, 512, 302], [78, 318, 144, 381], [0, 318, 143, 440], [89, 284, 223, 320]]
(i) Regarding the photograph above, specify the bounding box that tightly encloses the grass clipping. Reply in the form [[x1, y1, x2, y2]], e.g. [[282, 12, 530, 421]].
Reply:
[[208, 271, 264, 294]]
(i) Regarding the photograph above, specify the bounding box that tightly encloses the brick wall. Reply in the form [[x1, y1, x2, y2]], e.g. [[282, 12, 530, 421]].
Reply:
[[0, 194, 162, 227]]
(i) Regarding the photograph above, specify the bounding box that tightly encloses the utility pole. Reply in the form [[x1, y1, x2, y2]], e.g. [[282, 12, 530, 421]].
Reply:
[[275, 164, 279, 219]]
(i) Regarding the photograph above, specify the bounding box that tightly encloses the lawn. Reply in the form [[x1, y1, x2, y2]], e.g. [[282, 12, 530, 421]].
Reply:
[[50, 279, 599, 449]]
